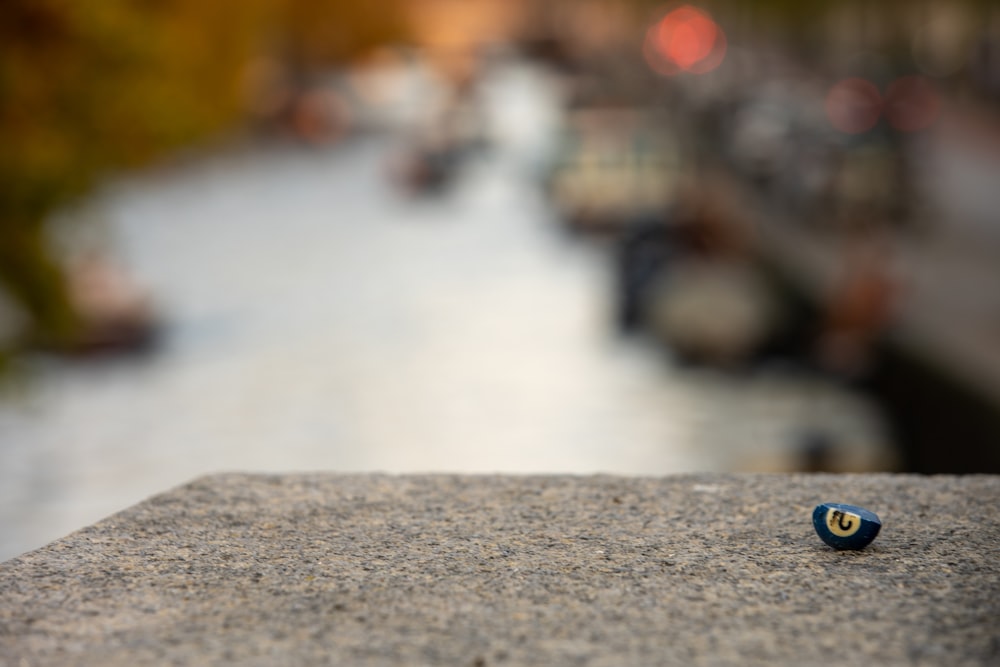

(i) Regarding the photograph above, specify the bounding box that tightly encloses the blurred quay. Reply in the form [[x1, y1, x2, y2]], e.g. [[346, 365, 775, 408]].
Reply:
[[1, 0, 1000, 560]]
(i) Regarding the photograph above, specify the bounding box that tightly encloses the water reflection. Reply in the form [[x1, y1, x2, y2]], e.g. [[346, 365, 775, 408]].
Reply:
[[0, 62, 892, 560]]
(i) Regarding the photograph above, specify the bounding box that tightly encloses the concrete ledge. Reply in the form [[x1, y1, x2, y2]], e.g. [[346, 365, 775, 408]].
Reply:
[[1, 473, 998, 665]]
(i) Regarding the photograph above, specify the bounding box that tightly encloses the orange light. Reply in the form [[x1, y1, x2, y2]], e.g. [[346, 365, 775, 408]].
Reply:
[[644, 5, 726, 76], [825, 78, 882, 134]]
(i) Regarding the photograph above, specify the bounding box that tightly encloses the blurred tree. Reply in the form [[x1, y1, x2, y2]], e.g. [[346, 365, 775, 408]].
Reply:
[[282, 0, 409, 66], [0, 0, 407, 358]]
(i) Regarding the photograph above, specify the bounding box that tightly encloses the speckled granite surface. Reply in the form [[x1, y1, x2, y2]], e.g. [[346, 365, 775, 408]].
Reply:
[[1, 473, 998, 666]]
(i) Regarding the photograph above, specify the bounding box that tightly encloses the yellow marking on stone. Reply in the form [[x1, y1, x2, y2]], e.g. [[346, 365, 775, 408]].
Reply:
[[826, 508, 861, 537]]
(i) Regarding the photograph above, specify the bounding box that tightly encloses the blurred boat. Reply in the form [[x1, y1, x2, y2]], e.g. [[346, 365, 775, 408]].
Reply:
[[547, 108, 680, 234], [59, 253, 160, 357]]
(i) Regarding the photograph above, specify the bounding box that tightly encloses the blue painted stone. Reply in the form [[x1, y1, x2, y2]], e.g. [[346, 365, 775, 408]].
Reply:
[[812, 503, 882, 550]]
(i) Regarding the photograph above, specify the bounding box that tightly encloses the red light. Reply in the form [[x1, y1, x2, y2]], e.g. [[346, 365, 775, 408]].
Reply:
[[825, 78, 882, 134], [884, 76, 940, 133], [644, 5, 726, 76], [660, 7, 716, 69], [824, 76, 940, 135]]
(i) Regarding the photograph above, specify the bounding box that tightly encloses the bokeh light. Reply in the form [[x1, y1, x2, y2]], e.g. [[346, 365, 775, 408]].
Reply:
[[644, 5, 726, 76], [825, 77, 882, 134], [911, 8, 974, 78], [884, 76, 941, 132]]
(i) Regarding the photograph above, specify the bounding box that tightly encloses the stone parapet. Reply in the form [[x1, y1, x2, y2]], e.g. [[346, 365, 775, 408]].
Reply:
[[1, 473, 998, 665]]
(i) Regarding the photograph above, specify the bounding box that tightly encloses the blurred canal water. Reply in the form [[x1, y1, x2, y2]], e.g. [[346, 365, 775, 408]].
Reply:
[[0, 62, 890, 561]]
